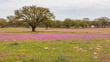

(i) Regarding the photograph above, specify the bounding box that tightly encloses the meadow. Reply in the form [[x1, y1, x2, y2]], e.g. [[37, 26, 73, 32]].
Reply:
[[0, 28, 110, 62]]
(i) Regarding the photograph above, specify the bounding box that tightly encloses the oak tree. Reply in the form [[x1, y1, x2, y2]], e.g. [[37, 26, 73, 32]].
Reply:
[[14, 5, 54, 32]]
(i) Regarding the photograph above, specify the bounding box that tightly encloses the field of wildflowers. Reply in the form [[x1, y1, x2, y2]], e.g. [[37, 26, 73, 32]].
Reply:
[[0, 28, 110, 62]]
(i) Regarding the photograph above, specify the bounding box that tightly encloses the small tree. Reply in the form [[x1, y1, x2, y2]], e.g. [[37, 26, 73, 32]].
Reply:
[[55, 20, 63, 28], [40, 19, 55, 30], [63, 18, 72, 28], [7, 16, 20, 27], [14, 5, 54, 32], [0, 18, 7, 28], [93, 17, 110, 28]]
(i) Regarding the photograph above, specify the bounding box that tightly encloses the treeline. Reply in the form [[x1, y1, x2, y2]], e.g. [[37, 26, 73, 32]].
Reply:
[[0, 17, 110, 29], [0, 5, 110, 32]]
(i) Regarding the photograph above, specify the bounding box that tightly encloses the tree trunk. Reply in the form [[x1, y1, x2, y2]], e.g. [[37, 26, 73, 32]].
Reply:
[[32, 27, 36, 32]]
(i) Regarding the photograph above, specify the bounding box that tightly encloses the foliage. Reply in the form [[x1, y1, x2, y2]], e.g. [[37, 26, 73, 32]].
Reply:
[[7, 16, 29, 27], [0, 18, 7, 27], [55, 56, 69, 62], [63, 18, 72, 28], [54, 20, 63, 28], [13, 5, 54, 31], [40, 19, 55, 30], [93, 17, 110, 28]]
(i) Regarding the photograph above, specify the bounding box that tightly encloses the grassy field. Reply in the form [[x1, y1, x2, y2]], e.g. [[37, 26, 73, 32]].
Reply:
[[0, 28, 110, 62]]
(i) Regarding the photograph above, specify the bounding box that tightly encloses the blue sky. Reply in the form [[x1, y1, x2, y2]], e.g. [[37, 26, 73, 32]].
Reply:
[[0, 0, 110, 20]]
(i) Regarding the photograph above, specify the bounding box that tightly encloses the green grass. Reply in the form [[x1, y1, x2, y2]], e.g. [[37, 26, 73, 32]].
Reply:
[[0, 38, 110, 62]]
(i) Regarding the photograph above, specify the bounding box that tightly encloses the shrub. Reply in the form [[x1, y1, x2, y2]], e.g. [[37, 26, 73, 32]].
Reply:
[[10, 42, 19, 46], [54, 56, 69, 62]]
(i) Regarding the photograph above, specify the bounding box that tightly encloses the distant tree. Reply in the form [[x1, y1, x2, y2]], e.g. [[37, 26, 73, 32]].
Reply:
[[94, 17, 110, 28], [81, 20, 91, 28], [7, 16, 19, 27], [55, 20, 63, 28], [83, 18, 90, 21], [63, 18, 72, 28], [73, 20, 81, 28], [40, 19, 55, 30], [82, 18, 91, 28], [13, 5, 54, 32], [0, 18, 7, 27], [7, 16, 29, 27]]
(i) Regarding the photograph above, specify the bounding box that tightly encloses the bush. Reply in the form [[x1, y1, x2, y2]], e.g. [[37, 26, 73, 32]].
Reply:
[[54, 56, 69, 62], [10, 42, 19, 46]]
